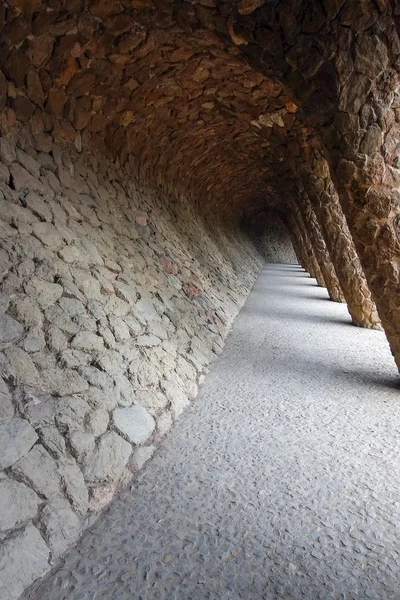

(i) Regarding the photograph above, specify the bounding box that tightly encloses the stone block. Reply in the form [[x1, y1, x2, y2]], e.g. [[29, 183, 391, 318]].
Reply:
[[85, 408, 109, 437], [0, 525, 50, 600], [0, 376, 14, 419], [12, 444, 62, 499], [0, 418, 38, 469], [42, 367, 89, 396], [160, 378, 190, 417], [40, 497, 81, 557], [72, 331, 104, 352], [83, 431, 132, 483], [0, 314, 24, 349], [32, 222, 64, 250], [0, 477, 41, 533], [113, 405, 155, 445], [58, 457, 89, 516], [130, 444, 156, 471]]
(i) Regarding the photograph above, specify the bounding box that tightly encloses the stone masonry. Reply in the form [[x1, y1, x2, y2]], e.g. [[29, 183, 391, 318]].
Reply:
[[0, 126, 262, 599]]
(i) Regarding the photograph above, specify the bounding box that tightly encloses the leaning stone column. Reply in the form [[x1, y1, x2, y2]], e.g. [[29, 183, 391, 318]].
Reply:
[[317, 28, 400, 367], [283, 213, 310, 270], [303, 165, 381, 329], [295, 192, 345, 303], [287, 200, 326, 287]]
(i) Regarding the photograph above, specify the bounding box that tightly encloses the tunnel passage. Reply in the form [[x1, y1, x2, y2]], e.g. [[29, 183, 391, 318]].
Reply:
[[0, 1, 399, 597]]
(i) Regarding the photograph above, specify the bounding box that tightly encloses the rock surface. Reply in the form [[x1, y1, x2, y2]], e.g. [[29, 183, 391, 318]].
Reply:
[[0, 419, 38, 469], [113, 405, 155, 446]]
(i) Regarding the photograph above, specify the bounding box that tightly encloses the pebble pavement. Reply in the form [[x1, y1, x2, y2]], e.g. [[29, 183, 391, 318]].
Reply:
[[25, 264, 400, 600]]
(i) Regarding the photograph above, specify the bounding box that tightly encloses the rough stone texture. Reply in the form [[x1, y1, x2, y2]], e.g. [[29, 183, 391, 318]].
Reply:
[[0, 2, 399, 596], [247, 212, 298, 264], [0, 525, 50, 600], [296, 190, 345, 304], [0, 478, 41, 533], [113, 405, 155, 446], [0, 418, 38, 469], [24, 266, 400, 600]]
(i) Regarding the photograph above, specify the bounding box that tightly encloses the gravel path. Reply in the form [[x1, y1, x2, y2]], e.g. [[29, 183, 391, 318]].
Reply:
[[27, 264, 400, 600]]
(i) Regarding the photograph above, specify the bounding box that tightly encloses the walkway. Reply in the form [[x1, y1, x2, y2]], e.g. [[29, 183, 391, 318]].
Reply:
[[27, 264, 400, 600]]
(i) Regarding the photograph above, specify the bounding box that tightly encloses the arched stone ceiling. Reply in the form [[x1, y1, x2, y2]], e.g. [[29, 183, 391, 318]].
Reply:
[[0, 0, 318, 223]]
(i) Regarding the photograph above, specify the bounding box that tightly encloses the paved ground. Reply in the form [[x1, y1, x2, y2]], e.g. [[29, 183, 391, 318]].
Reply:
[[27, 264, 400, 600]]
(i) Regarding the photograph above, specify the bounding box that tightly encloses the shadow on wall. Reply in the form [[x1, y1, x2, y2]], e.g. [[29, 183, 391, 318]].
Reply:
[[244, 211, 298, 264]]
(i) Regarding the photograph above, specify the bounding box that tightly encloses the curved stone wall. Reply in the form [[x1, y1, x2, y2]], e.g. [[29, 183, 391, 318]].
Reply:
[[0, 125, 262, 598], [247, 212, 297, 264]]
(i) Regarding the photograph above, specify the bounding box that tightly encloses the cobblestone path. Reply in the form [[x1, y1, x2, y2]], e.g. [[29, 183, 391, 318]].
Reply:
[[26, 265, 400, 600]]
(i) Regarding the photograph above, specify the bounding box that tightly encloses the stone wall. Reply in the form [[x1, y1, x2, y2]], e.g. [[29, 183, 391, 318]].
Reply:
[[0, 126, 262, 599], [247, 212, 297, 265]]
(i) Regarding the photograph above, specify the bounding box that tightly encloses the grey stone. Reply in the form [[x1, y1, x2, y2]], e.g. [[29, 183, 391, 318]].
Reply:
[[79, 366, 113, 390], [58, 245, 83, 264], [130, 444, 156, 471], [42, 368, 89, 396], [77, 275, 102, 301], [59, 297, 86, 317], [0, 137, 16, 164], [83, 431, 132, 483], [25, 192, 52, 222], [24, 277, 63, 308], [58, 457, 89, 516], [0, 376, 14, 418], [85, 408, 109, 437], [12, 444, 62, 499], [38, 426, 66, 459], [136, 334, 161, 347], [40, 497, 81, 557], [56, 396, 90, 433], [0, 418, 38, 468], [10, 163, 48, 194], [113, 405, 155, 445], [45, 305, 79, 335], [105, 295, 130, 317], [16, 258, 35, 278], [69, 430, 95, 464], [0, 477, 41, 532], [10, 296, 43, 327], [32, 222, 64, 249], [82, 386, 119, 411], [122, 314, 144, 336], [46, 324, 68, 352], [0, 162, 9, 183], [135, 298, 159, 321], [109, 316, 131, 342], [0, 314, 24, 349], [72, 331, 104, 352], [0, 292, 10, 316], [15, 385, 55, 427], [0, 200, 38, 224], [114, 282, 138, 304], [0, 219, 17, 238], [160, 378, 190, 417], [135, 389, 169, 412], [16, 149, 40, 178], [57, 278, 86, 302], [156, 411, 173, 436], [94, 349, 125, 378], [0, 525, 50, 600], [23, 327, 46, 352]]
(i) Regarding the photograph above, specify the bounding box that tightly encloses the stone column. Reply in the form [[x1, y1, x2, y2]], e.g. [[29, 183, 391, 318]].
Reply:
[[318, 26, 400, 365], [303, 164, 381, 329], [282, 214, 308, 270], [295, 192, 345, 303], [287, 200, 326, 287]]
